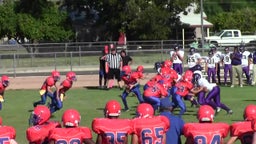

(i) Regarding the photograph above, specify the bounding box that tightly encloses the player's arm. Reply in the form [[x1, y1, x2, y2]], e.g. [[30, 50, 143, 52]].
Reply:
[[190, 86, 204, 94], [95, 134, 102, 144], [83, 138, 96, 144], [131, 134, 139, 144], [226, 136, 238, 144]]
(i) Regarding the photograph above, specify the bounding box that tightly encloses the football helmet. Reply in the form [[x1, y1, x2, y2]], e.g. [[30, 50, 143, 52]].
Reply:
[[174, 44, 180, 51], [243, 104, 256, 121], [224, 47, 229, 53], [160, 67, 170, 75], [29, 105, 50, 126], [136, 103, 154, 118], [189, 47, 195, 54], [122, 65, 131, 75], [105, 100, 121, 117], [193, 71, 202, 83], [66, 71, 77, 81], [162, 60, 172, 68], [208, 50, 214, 56], [193, 64, 203, 71], [210, 45, 217, 52], [1, 75, 9, 87], [51, 70, 60, 82], [136, 65, 144, 73], [62, 109, 81, 127], [182, 70, 193, 82], [197, 105, 215, 122], [154, 62, 162, 71]]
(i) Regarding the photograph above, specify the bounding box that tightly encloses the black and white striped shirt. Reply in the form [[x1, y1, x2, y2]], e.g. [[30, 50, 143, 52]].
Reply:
[[106, 53, 122, 69]]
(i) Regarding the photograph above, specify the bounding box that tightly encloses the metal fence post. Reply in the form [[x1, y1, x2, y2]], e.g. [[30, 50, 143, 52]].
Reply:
[[70, 52, 73, 71], [54, 53, 57, 70], [161, 40, 163, 61], [13, 53, 16, 78], [79, 46, 81, 66]]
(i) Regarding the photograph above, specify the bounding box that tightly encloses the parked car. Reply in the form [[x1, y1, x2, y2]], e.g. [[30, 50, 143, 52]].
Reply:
[[205, 29, 256, 47]]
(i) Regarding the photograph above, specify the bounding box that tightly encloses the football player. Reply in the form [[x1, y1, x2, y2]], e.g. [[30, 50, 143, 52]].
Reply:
[[170, 44, 184, 74], [92, 100, 133, 144], [49, 109, 95, 144], [187, 47, 202, 72], [120, 65, 144, 111], [98, 45, 109, 89], [227, 105, 256, 144], [132, 103, 170, 144], [222, 47, 232, 86], [171, 70, 195, 117], [240, 46, 251, 84], [26, 105, 61, 144], [205, 50, 218, 83], [0, 116, 17, 144], [0, 75, 10, 110], [33, 70, 60, 107], [211, 46, 222, 84], [183, 105, 229, 144], [49, 71, 77, 114], [192, 71, 233, 114]]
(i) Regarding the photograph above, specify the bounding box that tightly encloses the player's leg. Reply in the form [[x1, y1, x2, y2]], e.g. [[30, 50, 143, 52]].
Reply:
[[197, 91, 206, 105], [175, 95, 186, 117], [33, 93, 47, 107], [212, 68, 217, 83], [217, 63, 221, 84], [205, 88, 218, 111], [213, 86, 232, 114], [143, 96, 160, 112], [131, 85, 144, 103], [121, 90, 130, 111], [207, 68, 211, 82], [224, 64, 228, 85], [99, 70, 103, 88]]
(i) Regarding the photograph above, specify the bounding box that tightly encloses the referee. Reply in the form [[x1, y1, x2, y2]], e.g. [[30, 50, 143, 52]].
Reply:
[[105, 45, 123, 89]]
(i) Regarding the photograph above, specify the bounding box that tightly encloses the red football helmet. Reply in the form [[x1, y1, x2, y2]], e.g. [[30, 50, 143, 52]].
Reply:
[[197, 105, 215, 122], [1, 75, 9, 87], [160, 67, 170, 75], [182, 70, 193, 82], [243, 104, 256, 121], [62, 109, 81, 127], [136, 103, 154, 118], [136, 65, 144, 73], [66, 71, 77, 81], [29, 105, 50, 126], [105, 100, 121, 117], [162, 60, 173, 68], [51, 70, 60, 81], [122, 65, 131, 75]]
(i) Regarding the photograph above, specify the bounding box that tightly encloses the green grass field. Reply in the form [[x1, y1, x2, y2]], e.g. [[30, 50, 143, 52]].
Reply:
[[1, 85, 255, 143]]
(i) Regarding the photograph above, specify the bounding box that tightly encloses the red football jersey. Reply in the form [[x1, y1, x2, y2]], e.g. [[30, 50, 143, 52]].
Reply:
[[122, 72, 139, 86], [143, 83, 168, 98], [26, 121, 61, 144], [132, 116, 170, 144], [49, 127, 93, 143], [0, 82, 6, 94], [92, 118, 133, 144], [59, 79, 73, 94], [40, 76, 55, 90], [0, 126, 16, 143], [230, 121, 254, 144], [175, 80, 193, 97], [183, 123, 229, 144]]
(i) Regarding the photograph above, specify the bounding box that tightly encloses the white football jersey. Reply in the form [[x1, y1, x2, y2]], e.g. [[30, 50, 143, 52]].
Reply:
[[213, 51, 222, 63], [198, 77, 216, 91], [170, 50, 184, 64], [241, 51, 251, 67], [222, 52, 232, 65], [206, 56, 218, 68], [187, 53, 201, 68]]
